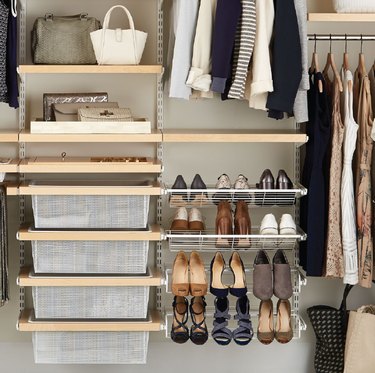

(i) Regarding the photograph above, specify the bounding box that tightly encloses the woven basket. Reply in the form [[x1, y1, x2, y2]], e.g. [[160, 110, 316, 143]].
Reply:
[[333, 0, 375, 12]]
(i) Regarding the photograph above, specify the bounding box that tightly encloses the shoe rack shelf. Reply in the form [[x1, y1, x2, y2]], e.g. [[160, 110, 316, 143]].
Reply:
[[17, 225, 163, 241], [164, 312, 307, 341], [164, 267, 307, 295], [165, 229, 306, 252], [307, 13, 375, 22], [18, 65, 163, 74], [18, 309, 162, 332], [165, 184, 307, 208]]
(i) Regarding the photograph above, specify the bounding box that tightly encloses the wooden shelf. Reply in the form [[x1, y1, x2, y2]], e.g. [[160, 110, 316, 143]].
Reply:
[[0, 130, 19, 142], [17, 224, 162, 241], [17, 309, 162, 332], [15, 181, 161, 196], [4, 182, 20, 196], [162, 129, 308, 143], [18, 65, 163, 74], [18, 157, 162, 174], [0, 159, 19, 172], [18, 267, 163, 287], [19, 129, 162, 143], [308, 13, 375, 22]]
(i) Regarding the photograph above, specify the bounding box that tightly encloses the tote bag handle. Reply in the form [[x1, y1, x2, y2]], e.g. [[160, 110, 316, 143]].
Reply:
[[99, 5, 138, 64]]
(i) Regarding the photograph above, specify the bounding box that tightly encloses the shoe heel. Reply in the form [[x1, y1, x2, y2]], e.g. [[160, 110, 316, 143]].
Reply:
[[234, 217, 251, 248], [189, 251, 207, 296], [216, 218, 233, 248]]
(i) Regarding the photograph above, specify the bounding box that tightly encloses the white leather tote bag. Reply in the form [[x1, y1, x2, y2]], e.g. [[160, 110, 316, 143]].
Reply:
[[334, 0, 375, 13], [90, 5, 147, 65]]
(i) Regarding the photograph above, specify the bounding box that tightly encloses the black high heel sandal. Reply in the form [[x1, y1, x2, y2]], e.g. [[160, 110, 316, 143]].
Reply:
[[189, 296, 209, 345], [171, 296, 189, 344]]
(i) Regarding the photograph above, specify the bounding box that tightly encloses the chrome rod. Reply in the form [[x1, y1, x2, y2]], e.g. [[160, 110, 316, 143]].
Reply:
[[308, 34, 375, 41]]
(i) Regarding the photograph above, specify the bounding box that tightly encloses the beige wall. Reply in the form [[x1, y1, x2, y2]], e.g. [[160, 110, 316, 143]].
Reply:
[[0, 0, 374, 372]]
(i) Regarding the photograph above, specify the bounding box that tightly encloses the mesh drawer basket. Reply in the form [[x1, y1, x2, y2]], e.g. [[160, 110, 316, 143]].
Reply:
[[32, 195, 150, 229], [32, 286, 149, 319], [32, 240, 149, 274], [32, 331, 149, 364]]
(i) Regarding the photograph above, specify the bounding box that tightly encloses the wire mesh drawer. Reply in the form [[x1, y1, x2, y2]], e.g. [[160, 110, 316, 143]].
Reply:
[[32, 331, 149, 364], [32, 195, 150, 229], [32, 286, 149, 319], [32, 240, 149, 274]]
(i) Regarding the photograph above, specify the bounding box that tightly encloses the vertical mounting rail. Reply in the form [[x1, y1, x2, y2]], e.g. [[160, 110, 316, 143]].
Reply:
[[156, 0, 164, 313], [293, 123, 302, 320], [18, 0, 26, 312]]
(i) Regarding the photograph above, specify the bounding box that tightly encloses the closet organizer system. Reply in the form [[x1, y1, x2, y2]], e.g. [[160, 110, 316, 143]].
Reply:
[[1, 3, 371, 367]]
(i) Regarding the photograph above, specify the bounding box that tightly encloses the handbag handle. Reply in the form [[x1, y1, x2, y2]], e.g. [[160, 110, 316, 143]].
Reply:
[[99, 5, 138, 65], [340, 284, 354, 312]]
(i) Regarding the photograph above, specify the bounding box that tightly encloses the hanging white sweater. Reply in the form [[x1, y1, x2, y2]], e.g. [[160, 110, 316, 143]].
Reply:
[[186, 0, 217, 92], [169, 0, 199, 99], [247, 0, 274, 110]]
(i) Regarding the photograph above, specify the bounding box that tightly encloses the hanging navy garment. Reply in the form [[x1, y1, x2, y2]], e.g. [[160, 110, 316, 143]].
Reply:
[[266, 0, 302, 120], [0, 0, 8, 104], [300, 72, 331, 276], [5, 0, 18, 108]]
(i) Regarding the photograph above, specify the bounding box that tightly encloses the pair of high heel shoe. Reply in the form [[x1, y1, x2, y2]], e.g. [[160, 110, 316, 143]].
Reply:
[[170, 174, 208, 206], [216, 200, 251, 248], [172, 251, 207, 297], [258, 299, 293, 345], [170, 207, 205, 232], [171, 295, 208, 345], [210, 252, 247, 297]]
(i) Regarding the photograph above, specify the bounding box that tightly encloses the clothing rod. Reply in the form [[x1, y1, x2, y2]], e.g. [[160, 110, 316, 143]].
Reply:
[[307, 34, 375, 41]]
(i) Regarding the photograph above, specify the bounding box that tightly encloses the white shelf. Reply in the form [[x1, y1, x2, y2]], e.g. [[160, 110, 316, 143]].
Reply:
[[165, 228, 306, 252], [165, 183, 307, 208], [18, 309, 162, 332]]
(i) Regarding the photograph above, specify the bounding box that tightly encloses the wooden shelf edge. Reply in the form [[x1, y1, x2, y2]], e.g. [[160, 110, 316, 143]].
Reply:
[[17, 224, 162, 241], [18, 267, 163, 287], [162, 130, 308, 143], [0, 130, 19, 142], [17, 309, 162, 332], [18, 65, 163, 74], [17, 181, 161, 196], [308, 13, 375, 22], [19, 130, 162, 143]]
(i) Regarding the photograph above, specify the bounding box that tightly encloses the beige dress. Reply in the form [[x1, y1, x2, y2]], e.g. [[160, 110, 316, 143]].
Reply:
[[324, 77, 345, 278], [355, 68, 374, 288]]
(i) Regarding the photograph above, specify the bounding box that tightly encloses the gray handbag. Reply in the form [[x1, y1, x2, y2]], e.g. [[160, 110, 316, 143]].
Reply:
[[52, 102, 119, 121], [43, 92, 108, 121], [32, 13, 101, 65]]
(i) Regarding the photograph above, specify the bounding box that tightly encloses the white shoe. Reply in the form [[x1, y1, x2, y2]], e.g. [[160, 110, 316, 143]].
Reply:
[[215, 174, 232, 189], [279, 214, 296, 235], [234, 174, 250, 189], [260, 214, 278, 235], [174, 207, 188, 221], [188, 207, 203, 223]]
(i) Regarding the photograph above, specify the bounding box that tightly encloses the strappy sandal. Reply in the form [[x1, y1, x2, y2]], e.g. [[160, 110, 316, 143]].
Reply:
[[212, 297, 232, 345], [233, 296, 254, 346], [171, 296, 189, 344], [190, 296, 209, 345]]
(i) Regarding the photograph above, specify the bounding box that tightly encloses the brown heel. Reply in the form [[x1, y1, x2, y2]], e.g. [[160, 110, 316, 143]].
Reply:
[[189, 251, 207, 296], [172, 251, 189, 296], [234, 201, 251, 247], [215, 201, 233, 248]]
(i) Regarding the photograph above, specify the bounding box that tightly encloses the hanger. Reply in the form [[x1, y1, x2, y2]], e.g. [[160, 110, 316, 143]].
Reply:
[[11, 0, 16, 17], [358, 35, 366, 76], [310, 35, 323, 93], [323, 34, 343, 92], [343, 34, 350, 71]]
